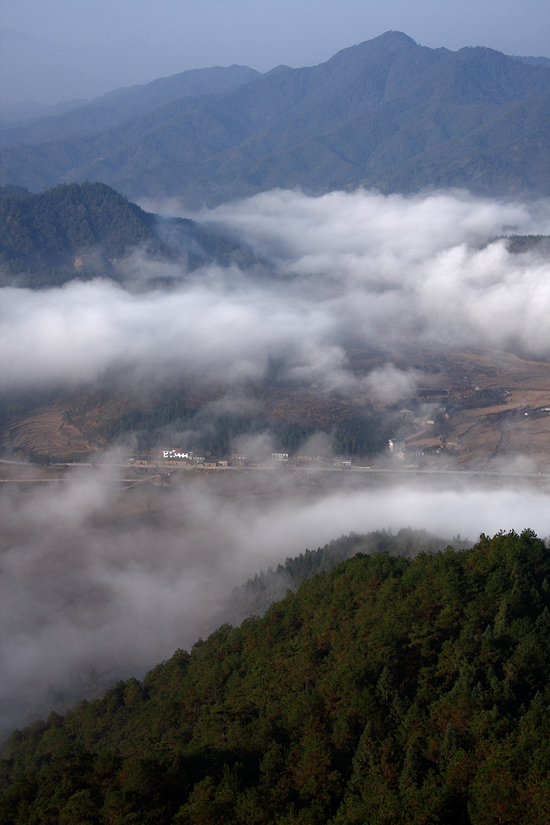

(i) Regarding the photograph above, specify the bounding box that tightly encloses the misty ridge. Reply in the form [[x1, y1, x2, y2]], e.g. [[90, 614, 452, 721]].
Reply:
[[3, 452, 550, 743], [2, 31, 550, 203]]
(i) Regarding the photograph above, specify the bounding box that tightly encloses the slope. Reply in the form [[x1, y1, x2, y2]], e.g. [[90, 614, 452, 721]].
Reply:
[[0, 181, 256, 287], [2, 529, 550, 824], [0, 65, 261, 147]]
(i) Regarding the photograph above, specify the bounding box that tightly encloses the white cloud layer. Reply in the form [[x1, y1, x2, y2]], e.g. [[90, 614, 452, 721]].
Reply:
[[2, 189, 550, 397]]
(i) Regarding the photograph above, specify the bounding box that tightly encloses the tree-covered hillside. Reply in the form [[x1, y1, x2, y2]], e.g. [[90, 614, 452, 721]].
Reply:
[[0, 182, 255, 286], [216, 528, 472, 628], [2, 529, 550, 824], [0, 181, 155, 262]]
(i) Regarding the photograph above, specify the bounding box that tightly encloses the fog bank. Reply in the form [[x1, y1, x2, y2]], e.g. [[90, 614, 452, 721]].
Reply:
[[2, 458, 550, 739], [1, 189, 550, 395], [2, 187, 550, 739]]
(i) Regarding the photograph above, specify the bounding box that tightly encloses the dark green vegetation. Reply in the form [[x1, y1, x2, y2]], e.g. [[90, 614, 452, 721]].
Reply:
[[217, 529, 472, 628], [1, 32, 549, 203], [2, 529, 550, 824], [0, 182, 154, 284], [97, 394, 389, 458], [0, 182, 255, 286]]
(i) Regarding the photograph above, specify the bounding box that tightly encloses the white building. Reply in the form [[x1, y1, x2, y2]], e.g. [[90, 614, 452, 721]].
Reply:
[[388, 438, 405, 459], [163, 449, 193, 460]]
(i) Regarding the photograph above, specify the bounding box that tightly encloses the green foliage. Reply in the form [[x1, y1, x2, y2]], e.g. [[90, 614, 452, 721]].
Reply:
[[0, 180, 154, 257], [0, 182, 255, 287], [333, 412, 388, 456], [218, 529, 463, 627], [3, 529, 550, 823], [0, 181, 156, 285]]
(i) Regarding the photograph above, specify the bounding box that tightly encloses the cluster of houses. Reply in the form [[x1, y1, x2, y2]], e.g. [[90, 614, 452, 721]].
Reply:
[[388, 408, 440, 467], [128, 408, 441, 471], [133, 450, 297, 468], [131, 449, 359, 469], [133, 450, 252, 469]]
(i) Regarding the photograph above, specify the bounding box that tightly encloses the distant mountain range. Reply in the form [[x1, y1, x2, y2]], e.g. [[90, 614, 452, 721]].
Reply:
[[0, 64, 260, 139], [1, 31, 549, 204]]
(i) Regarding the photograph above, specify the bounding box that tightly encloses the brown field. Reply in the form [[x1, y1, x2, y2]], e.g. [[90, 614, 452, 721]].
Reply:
[[422, 350, 550, 468], [2, 407, 103, 458]]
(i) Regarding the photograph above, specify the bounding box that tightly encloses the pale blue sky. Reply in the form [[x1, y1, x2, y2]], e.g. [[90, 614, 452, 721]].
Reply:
[[2, 0, 550, 104]]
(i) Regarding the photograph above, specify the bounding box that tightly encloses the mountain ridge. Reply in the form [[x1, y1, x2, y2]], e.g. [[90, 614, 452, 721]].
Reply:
[[1, 31, 549, 204], [0, 181, 256, 287], [0, 64, 261, 146]]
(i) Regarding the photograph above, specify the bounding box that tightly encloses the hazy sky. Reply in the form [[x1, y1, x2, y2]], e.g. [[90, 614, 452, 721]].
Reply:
[[2, 0, 550, 104]]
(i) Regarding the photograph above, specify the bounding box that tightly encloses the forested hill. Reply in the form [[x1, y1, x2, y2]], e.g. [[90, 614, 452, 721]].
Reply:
[[0, 181, 155, 263], [1, 31, 549, 203], [0, 182, 254, 287], [216, 528, 472, 628], [3, 529, 550, 824]]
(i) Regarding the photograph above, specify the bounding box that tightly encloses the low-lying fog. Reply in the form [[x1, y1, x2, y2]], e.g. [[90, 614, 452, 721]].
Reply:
[[1, 187, 550, 740], [2, 189, 550, 394]]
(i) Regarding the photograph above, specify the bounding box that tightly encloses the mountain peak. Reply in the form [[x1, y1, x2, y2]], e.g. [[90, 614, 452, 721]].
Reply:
[[2, 33, 549, 202], [374, 30, 418, 47], [325, 30, 418, 71]]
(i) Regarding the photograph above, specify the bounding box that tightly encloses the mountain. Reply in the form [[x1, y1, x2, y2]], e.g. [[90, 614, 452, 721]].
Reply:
[[2, 529, 550, 824], [0, 64, 260, 142], [0, 99, 89, 127], [511, 55, 550, 69], [0, 181, 255, 287], [0, 28, 254, 109], [1, 31, 549, 204]]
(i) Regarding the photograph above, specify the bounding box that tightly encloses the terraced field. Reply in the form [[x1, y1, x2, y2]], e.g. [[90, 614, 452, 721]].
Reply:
[[1, 406, 104, 459]]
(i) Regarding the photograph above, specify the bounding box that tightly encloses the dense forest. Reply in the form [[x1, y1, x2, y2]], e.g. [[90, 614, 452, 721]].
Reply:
[[0, 182, 254, 287], [2, 529, 550, 824], [216, 528, 472, 627], [0, 182, 156, 281], [98, 395, 390, 459]]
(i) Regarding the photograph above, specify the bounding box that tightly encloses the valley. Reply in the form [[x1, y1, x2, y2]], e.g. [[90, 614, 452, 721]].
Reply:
[[4, 346, 550, 471], [2, 15, 550, 821]]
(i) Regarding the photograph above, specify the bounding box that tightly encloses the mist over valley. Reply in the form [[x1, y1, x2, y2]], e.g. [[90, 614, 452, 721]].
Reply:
[[2, 182, 550, 740], [2, 22, 550, 823]]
